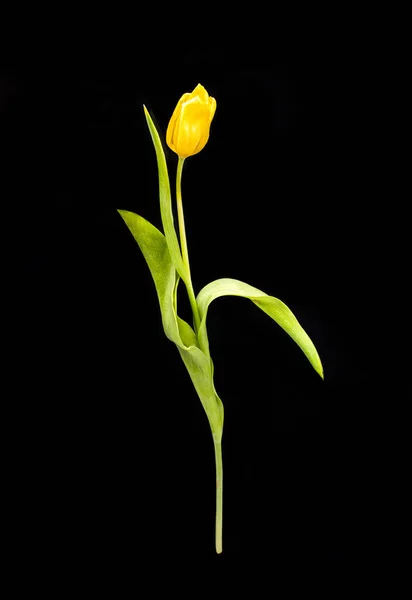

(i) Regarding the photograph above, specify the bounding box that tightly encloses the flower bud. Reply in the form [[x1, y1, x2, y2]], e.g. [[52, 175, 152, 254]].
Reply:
[[166, 83, 216, 158]]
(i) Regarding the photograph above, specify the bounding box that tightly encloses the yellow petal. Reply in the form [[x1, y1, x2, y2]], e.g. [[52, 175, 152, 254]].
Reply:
[[191, 96, 216, 155], [192, 83, 209, 103], [209, 96, 217, 122], [173, 97, 207, 157], [166, 92, 191, 152]]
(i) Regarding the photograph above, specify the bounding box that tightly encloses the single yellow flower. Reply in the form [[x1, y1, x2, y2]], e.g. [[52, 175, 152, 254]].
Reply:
[[166, 83, 216, 158]]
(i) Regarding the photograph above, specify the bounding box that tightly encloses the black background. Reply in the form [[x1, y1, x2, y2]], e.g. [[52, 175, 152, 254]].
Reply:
[[2, 12, 406, 593]]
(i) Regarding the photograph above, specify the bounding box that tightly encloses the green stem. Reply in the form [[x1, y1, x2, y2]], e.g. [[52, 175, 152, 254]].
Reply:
[[214, 437, 223, 554], [176, 157, 222, 553], [176, 157, 201, 334]]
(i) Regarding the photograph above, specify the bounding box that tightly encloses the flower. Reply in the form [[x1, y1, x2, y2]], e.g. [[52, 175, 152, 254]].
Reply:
[[166, 83, 216, 158]]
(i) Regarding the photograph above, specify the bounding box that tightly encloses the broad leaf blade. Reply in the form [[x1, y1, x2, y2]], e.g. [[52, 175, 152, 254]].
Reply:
[[117, 209, 223, 435], [143, 106, 188, 284], [197, 278, 323, 379]]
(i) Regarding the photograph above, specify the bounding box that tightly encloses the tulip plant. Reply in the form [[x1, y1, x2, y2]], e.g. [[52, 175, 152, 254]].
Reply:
[[117, 84, 323, 554]]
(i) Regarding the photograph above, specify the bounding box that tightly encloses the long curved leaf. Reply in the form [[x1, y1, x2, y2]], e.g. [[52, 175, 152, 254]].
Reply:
[[197, 278, 323, 379], [143, 106, 188, 285], [117, 209, 224, 436]]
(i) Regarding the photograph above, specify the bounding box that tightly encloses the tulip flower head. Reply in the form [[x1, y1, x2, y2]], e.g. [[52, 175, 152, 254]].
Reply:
[[166, 83, 216, 158]]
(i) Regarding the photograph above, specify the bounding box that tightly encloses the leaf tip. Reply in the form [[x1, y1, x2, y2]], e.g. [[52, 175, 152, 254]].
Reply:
[[317, 362, 324, 380]]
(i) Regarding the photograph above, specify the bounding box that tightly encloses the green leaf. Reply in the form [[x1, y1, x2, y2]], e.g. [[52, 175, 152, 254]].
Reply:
[[197, 278, 324, 379], [118, 209, 223, 436], [143, 106, 189, 285]]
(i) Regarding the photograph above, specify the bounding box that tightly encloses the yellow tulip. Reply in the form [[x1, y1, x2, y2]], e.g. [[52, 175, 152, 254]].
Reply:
[[166, 83, 216, 158]]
